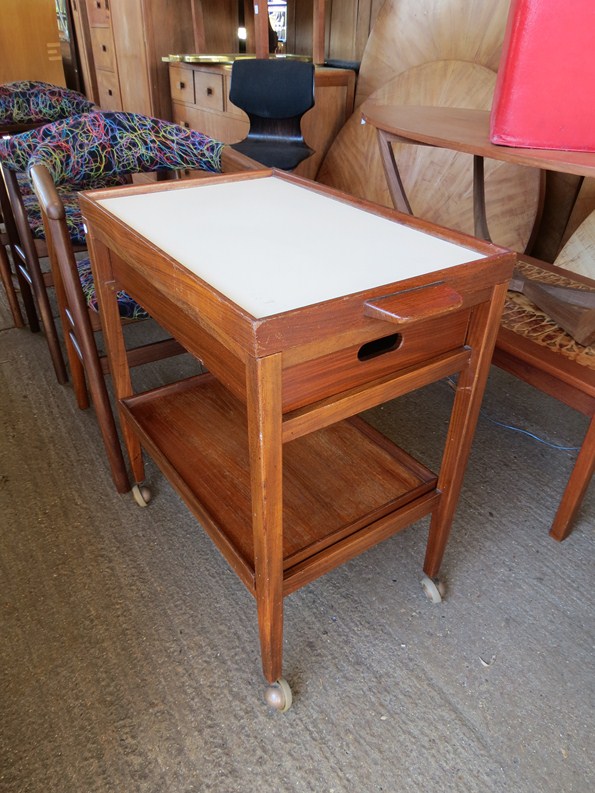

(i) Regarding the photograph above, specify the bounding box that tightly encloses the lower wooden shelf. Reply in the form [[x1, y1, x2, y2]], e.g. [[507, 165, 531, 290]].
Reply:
[[122, 373, 439, 595]]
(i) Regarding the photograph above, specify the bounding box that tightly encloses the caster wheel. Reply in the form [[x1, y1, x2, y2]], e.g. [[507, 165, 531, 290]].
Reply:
[[132, 483, 151, 507], [421, 575, 445, 604], [264, 677, 293, 712]]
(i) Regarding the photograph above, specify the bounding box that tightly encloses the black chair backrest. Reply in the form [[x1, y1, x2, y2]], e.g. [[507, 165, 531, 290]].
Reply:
[[230, 59, 315, 120], [229, 59, 316, 170]]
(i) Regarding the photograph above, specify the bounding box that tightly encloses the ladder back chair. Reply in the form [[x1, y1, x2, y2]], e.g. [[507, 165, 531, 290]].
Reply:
[[0, 81, 97, 330], [24, 111, 226, 494]]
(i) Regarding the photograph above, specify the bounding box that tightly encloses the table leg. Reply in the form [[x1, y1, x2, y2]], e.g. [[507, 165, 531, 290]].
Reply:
[[550, 413, 595, 541], [473, 155, 492, 241], [246, 353, 290, 710], [86, 234, 145, 489], [376, 129, 413, 214], [424, 282, 509, 578]]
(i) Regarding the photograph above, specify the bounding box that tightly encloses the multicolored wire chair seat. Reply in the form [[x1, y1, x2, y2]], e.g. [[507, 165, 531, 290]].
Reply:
[[0, 81, 96, 127], [1, 110, 224, 193], [0, 114, 127, 188], [22, 191, 86, 244], [77, 258, 148, 321], [24, 110, 225, 188]]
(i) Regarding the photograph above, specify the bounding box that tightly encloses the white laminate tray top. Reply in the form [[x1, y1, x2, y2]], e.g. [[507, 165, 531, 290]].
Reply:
[[97, 176, 485, 318]]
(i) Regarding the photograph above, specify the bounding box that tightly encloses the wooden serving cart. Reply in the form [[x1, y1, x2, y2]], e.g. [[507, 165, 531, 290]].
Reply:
[[80, 171, 514, 711]]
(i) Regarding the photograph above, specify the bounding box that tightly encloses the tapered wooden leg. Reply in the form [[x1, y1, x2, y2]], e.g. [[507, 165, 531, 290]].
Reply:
[[22, 242, 68, 383], [86, 234, 144, 488], [376, 129, 413, 214], [550, 414, 595, 541], [0, 241, 24, 327], [0, 179, 39, 331], [472, 155, 491, 241], [246, 353, 288, 707], [424, 283, 509, 578], [43, 234, 90, 408]]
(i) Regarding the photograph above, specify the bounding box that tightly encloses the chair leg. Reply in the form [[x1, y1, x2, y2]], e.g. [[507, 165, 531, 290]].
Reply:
[[26, 259, 68, 383], [0, 241, 24, 327], [14, 262, 40, 331], [86, 352, 131, 494], [64, 329, 91, 410], [550, 413, 595, 541]]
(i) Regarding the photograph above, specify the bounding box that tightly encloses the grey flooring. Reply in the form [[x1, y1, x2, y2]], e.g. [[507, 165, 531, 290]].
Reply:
[[0, 289, 593, 793]]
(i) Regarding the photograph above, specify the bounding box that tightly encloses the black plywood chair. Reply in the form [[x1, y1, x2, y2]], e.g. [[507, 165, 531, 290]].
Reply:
[[229, 59, 315, 171]]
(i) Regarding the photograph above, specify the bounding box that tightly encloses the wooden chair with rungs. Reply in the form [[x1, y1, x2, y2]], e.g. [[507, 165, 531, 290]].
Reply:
[[19, 111, 228, 496], [0, 80, 97, 330], [494, 210, 595, 540]]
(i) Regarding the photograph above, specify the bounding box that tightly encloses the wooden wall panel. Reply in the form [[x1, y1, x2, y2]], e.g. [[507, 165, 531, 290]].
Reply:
[[191, 0, 380, 61], [317, 0, 543, 254], [198, 0, 241, 52], [326, 0, 383, 63]]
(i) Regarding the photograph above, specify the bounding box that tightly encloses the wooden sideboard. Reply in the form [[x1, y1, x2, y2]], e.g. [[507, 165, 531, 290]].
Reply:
[[71, 0, 196, 119], [168, 61, 356, 180]]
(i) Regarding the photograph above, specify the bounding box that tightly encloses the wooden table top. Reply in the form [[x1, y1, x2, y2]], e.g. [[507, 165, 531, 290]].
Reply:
[[360, 104, 595, 179]]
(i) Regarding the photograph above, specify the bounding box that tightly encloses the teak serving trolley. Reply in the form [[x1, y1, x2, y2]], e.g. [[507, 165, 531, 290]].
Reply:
[[80, 171, 514, 710]]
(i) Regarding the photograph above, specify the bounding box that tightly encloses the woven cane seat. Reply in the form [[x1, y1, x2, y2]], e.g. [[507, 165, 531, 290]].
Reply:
[[501, 259, 595, 370]]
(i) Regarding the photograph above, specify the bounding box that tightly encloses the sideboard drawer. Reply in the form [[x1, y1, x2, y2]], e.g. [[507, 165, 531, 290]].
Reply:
[[96, 69, 122, 111], [169, 66, 195, 104], [90, 26, 117, 73], [193, 70, 225, 112]]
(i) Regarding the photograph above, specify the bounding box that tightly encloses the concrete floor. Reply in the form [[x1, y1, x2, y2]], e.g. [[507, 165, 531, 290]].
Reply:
[[0, 289, 593, 792]]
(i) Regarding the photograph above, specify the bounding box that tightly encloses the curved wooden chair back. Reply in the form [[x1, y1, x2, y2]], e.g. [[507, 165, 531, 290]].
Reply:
[[229, 59, 315, 170]]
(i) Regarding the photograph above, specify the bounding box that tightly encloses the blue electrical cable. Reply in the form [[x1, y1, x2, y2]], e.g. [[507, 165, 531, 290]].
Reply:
[[445, 378, 581, 452]]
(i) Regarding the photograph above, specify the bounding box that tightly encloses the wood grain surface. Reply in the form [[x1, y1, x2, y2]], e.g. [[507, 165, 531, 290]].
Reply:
[[318, 60, 541, 251], [555, 210, 595, 279]]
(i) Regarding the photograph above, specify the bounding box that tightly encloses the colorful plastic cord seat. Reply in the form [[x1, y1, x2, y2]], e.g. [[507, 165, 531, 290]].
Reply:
[[25, 112, 225, 493], [0, 81, 96, 128]]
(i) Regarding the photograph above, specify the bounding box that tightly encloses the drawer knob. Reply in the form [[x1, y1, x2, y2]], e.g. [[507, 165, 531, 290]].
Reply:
[[206, 87, 213, 96], [179, 81, 185, 89], [108, 89, 113, 96], [102, 44, 107, 51]]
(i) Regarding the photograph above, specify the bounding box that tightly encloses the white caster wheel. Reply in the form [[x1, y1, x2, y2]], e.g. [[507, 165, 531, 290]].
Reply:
[[421, 575, 445, 604], [132, 483, 151, 507], [264, 677, 293, 712]]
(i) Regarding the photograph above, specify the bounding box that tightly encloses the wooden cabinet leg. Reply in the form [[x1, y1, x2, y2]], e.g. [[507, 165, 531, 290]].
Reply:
[[550, 414, 595, 541], [246, 353, 285, 688]]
